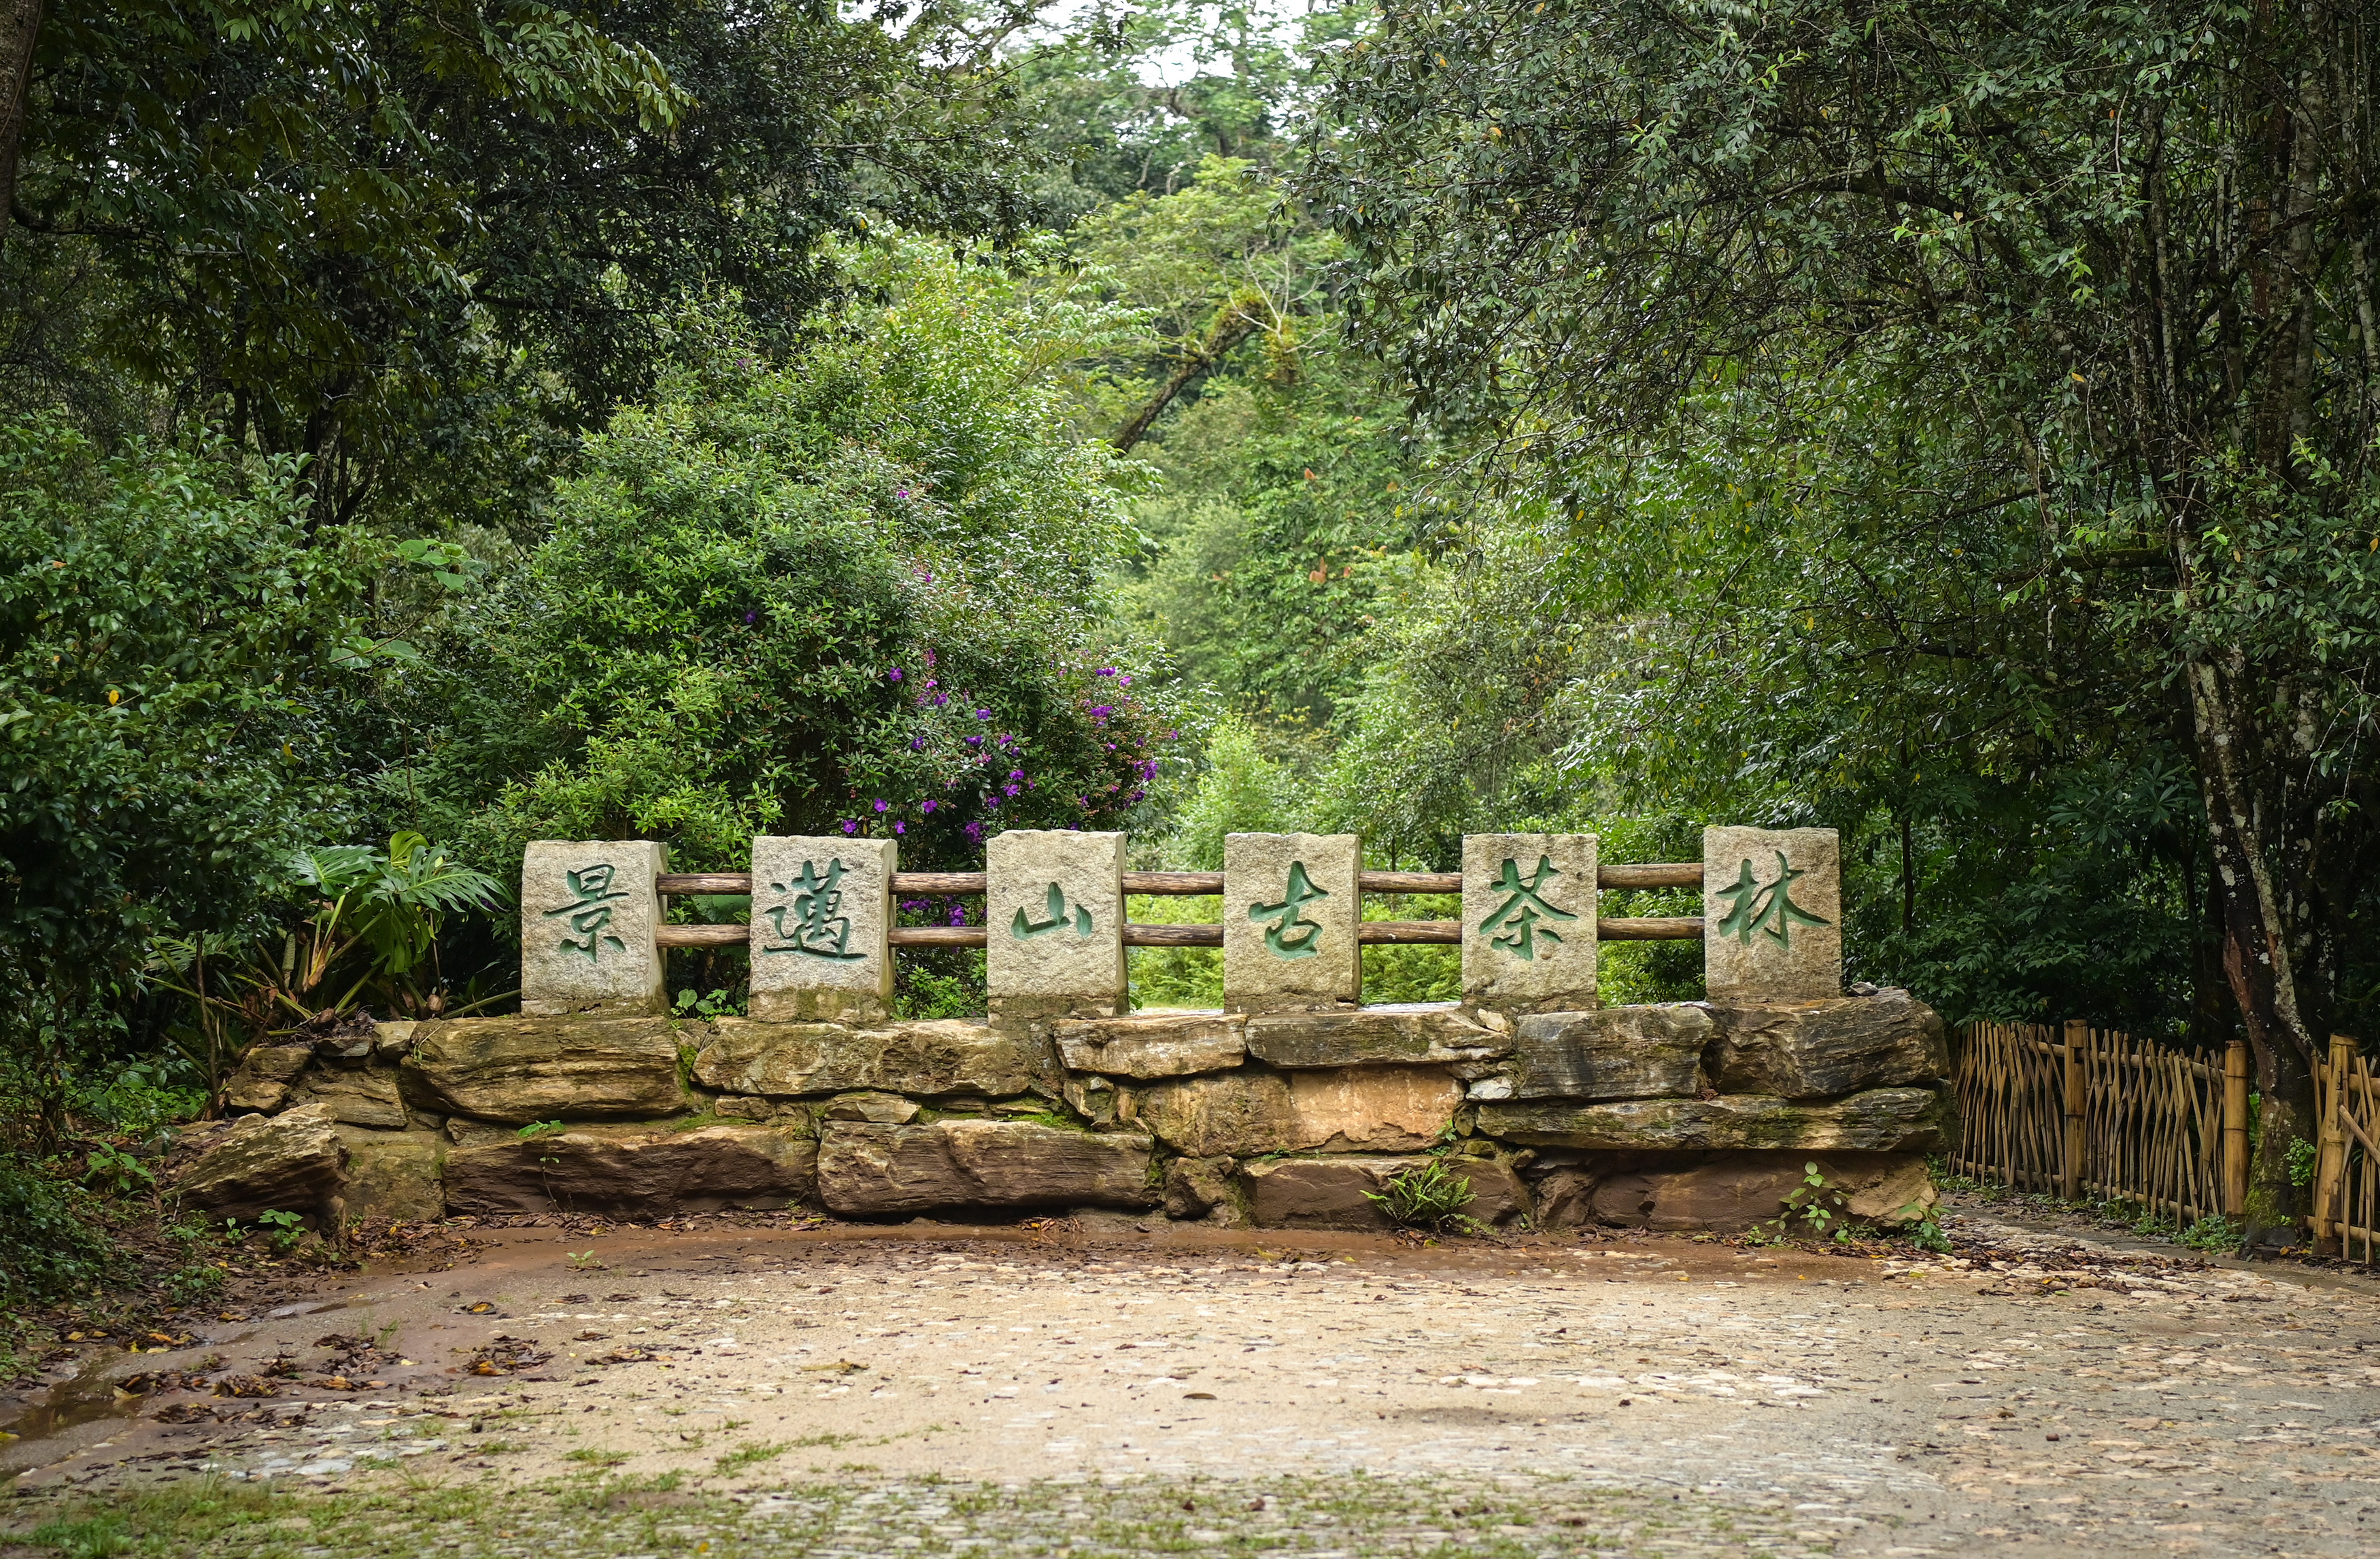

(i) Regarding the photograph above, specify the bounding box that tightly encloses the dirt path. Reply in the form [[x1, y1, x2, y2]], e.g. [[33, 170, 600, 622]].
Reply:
[[5, 1209, 2378, 1557]]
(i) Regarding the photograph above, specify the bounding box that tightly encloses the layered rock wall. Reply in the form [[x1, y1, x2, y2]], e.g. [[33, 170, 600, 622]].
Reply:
[[175, 988, 1953, 1235]]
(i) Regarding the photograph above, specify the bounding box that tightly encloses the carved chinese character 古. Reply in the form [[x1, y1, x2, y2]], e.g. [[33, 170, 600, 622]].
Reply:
[[1248, 861, 1330, 959]]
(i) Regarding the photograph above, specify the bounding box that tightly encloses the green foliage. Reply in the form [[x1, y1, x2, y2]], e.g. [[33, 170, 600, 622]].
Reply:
[[0, 1154, 116, 1305], [0, 416, 377, 1133], [2287, 1137, 2319, 1190], [252, 1210, 306, 1254], [12, 0, 1045, 528], [25, 1513, 129, 1559], [1155, 715, 1300, 870], [1363, 1157, 1477, 1232], [516, 1121, 566, 1142], [672, 988, 742, 1021], [403, 239, 1178, 877]]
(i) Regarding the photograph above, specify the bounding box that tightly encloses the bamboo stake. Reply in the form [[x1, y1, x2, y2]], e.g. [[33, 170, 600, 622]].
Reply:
[[2062, 1018, 2088, 1201], [2311, 1034, 2353, 1247]]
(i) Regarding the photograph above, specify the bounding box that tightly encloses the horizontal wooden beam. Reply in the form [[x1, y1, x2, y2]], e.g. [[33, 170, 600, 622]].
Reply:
[[1597, 915, 1705, 940], [654, 923, 748, 948], [657, 863, 1705, 897], [658, 916, 1705, 950]]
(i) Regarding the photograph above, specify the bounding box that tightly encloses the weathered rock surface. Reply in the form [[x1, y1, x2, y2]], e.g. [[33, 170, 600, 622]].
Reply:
[[222, 1044, 315, 1114], [1241, 1154, 1529, 1230], [694, 1018, 1034, 1099], [1710, 989, 1948, 1099], [334, 1127, 445, 1221], [1162, 1156, 1241, 1222], [1476, 1086, 1953, 1153], [1132, 1066, 1463, 1158], [1493, 1004, 1714, 1101], [299, 1068, 408, 1129], [816, 1120, 1155, 1216], [1051, 1012, 1245, 1079], [372, 1021, 417, 1063], [173, 1104, 347, 1222], [1244, 1004, 1506, 1069], [821, 1091, 919, 1124], [1588, 1151, 1937, 1233], [401, 1016, 687, 1125], [443, 1125, 816, 1217], [1529, 1167, 1600, 1230]]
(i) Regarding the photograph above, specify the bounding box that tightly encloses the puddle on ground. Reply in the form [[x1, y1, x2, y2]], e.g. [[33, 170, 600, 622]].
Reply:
[[3, 1352, 143, 1443]]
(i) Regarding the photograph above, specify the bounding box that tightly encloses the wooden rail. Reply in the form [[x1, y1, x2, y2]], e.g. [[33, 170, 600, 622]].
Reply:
[[656, 914, 1704, 949], [655, 863, 1703, 897]]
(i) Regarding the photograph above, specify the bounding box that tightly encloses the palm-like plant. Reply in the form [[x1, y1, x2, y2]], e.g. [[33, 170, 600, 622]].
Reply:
[[149, 834, 506, 1098]]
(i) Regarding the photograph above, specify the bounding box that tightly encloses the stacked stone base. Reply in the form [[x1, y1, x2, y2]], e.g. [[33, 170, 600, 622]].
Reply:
[[173, 989, 1953, 1236]]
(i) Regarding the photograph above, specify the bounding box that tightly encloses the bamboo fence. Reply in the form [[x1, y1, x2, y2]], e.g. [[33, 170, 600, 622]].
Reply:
[[2313, 1038, 2380, 1265], [1954, 1020, 2246, 1226]]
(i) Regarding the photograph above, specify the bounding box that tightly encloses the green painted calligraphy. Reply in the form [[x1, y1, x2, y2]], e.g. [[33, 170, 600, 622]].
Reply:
[[1713, 851, 1831, 948], [1012, 881, 1094, 940], [1477, 855, 1578, 961], [760, 859, 867, 960], [542, 863, 628, 962], [1249, 861, 1329, 959]]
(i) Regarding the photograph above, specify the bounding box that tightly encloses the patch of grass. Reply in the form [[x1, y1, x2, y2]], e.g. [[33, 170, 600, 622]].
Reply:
[[713, 1439, 792, 1472], [26, 1514, 130, 1558], [563, 1447, 631, 1468]]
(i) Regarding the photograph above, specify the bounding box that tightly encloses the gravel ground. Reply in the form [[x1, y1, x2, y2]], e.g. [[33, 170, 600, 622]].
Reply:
[[5, 1204, 2378, 1558]]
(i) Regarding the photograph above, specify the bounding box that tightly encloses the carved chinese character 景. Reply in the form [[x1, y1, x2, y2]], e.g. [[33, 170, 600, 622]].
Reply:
[[541, 863, 630, 962]]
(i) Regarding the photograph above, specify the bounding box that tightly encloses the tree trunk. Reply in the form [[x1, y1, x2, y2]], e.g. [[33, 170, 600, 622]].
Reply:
[[1112, 294, 1264, 453], [0, 0, 42, 243], [2187, 649, 2329, 1244]]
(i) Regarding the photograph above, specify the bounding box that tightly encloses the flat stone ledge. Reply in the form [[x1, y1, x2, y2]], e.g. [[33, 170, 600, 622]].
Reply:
[[401, 1016, 690, 1125], [444, 1124, 816, 1217], [1488, 1004, 1713, 1102], [1476, 1085, 1952, 1153], [1709, 988, 1947, 1099], [815, 1119, 1155, 1216], [694, 1018, 1035, 1099], [1244, 1004, 1506, 1069], [1241, 1154, 1529, 1231], [1050, 1011, 1245, 1079]]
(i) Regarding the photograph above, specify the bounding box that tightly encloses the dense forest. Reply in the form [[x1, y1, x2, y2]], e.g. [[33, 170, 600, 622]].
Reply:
[[0, 0, 2373, 1294]]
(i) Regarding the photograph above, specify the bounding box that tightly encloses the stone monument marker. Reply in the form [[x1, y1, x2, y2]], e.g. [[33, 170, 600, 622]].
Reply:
[[1702, 825, 1841, 1001], [986, 829, 1127, 1018], [520, 840, 668, 1016], [1223, 833, 1361, 1012], [1461, 832, 1597, 1011], [749, 836, 896, 1023]]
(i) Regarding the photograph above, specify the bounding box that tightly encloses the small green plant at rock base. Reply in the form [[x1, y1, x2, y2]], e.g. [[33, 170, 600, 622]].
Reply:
[[81, 1145, 154, 1196], [516, 1120, 565, 1141], [2179, 1213, 2243, 1252], [2287, 1135, 2319, 1188], [1896, 1201, 1952, 1254], [672, 987, 738, 1020], [1365, 1158, 1478, 1232], [253, 1209, 305, 1254]]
